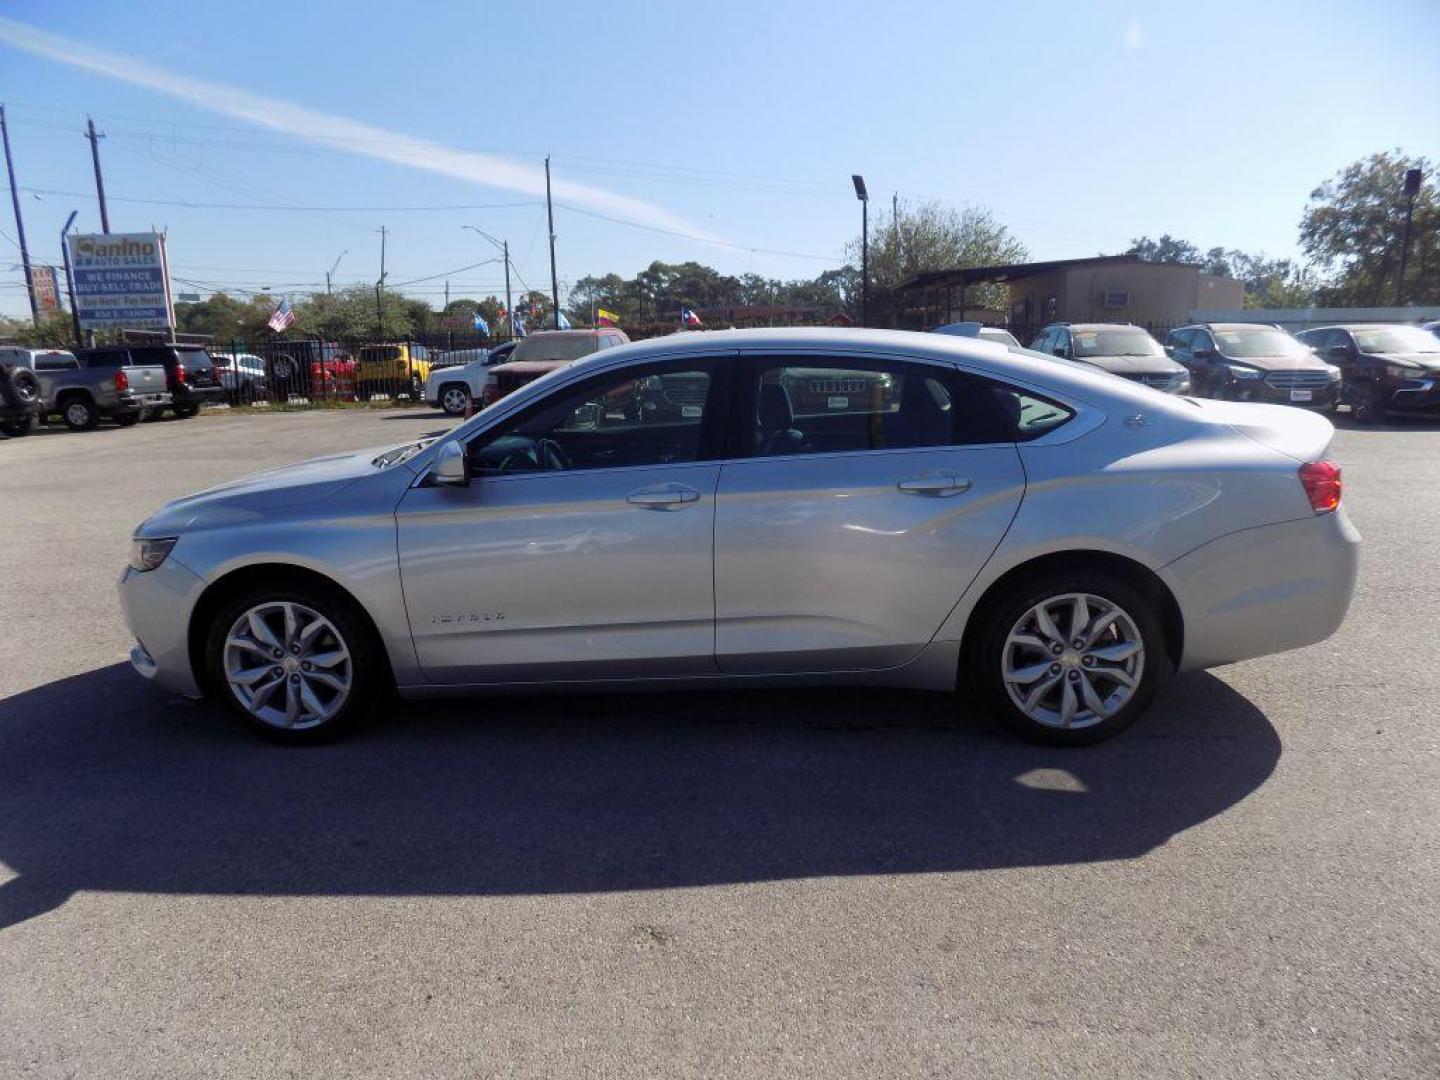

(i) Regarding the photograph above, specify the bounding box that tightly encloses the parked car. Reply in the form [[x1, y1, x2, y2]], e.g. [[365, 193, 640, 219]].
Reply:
[[0, 359, 43, 436], [120, 327, 1357, 747], [1296, 324, 1440, 422], [424, 345, 515, 416], [1166, 324, 1340, 408], [933, 322, 1023, 348], [256, 340, 352, 402], [355, 343, 432, 400], [25, 346, 170, 430], [1423, 320, 1440, 342], [212, 352, 269, 404], [109, 344, 225, 418], [1030, 323, 1190, 393], [482, 330, 629, 405]]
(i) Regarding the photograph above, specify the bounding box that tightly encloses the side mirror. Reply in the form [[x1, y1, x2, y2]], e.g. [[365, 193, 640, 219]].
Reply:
[[1193, 348, 1216, 360], [431, 440, 470, 487], [1326, 344, 1352, 361]]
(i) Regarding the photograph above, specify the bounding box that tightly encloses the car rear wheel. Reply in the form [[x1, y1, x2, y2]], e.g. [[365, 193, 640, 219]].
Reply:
[[61, 396, 98, 431], [440, 384, 471, 416], [173, 404, 199, 419], [0, 413, 34, 436], [974, 569, 1167, 746], [205, 586, 381, 744]]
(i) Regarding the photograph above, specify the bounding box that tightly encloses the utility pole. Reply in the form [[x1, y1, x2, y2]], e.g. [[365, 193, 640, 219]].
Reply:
[[444, 280, 450, 310], [1, 104, 39, 324], [85, 116, 110, 234], [376, 225, 387, 340], [1395, 168, 1423, 306], [502, 239, 512, 337], [60, 210, 82, 346], [545, 155, 559, 326]]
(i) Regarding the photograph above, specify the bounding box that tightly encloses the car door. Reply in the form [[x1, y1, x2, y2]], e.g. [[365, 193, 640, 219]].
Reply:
[[396, 354, 732, 685], [1187, 329, 1220, 388], [712, 352, 1027, 674]]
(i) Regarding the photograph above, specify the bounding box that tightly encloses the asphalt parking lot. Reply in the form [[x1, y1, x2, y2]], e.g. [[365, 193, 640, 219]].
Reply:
[[1, 407, 1437, 1079]]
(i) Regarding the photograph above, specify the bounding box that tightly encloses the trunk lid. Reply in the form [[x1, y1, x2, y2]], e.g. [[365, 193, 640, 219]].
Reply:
[[1188, 398, 1335, 462]]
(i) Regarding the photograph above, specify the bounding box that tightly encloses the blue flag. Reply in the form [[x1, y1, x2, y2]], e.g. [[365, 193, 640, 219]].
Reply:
[[473, 312, 491, 334]]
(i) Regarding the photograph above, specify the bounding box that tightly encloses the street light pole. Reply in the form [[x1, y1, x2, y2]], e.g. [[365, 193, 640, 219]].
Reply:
[[545, 156, 560, 326], [61, 210, 82, 346], [462, 225, 513, 337], [1395, 168, 1423, 306], [852, 174, 869, 328], [326, 249, 347, 295]]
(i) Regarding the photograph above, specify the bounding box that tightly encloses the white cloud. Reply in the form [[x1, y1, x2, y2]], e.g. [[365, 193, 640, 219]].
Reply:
[[0, 16, 720, 242], [1123, 20, 1144, 50]]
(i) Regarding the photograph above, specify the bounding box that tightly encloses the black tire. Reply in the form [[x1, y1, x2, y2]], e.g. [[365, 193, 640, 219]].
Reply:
[[203, 582, 385, 745], [1348, 382, 1385, 424], [409, 374, 424, 400], [972, 567, 1170, 746], [0, 413, 34, 437], [9, 367, 42, 408], [60, 395, 99, 431], [113, 411, 140, 427], [439, 383, 471, 416], [172, 403, 200, 419]]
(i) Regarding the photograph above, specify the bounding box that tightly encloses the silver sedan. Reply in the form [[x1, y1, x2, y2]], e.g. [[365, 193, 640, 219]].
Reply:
[[119, 328, 1359, 745]]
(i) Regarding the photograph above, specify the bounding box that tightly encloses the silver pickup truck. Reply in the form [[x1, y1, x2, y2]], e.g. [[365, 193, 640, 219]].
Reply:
[[0, 345, 172, 431]]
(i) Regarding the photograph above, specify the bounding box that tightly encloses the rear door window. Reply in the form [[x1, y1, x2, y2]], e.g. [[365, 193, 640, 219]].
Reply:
[[33, 352, 79, 371], [83, 350, 129, 369]]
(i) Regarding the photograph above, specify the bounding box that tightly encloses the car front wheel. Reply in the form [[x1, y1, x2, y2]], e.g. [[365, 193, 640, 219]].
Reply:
[[205, 586, 382, 744], [440, 384, 471, 415], [974, 569, 1167, 745]]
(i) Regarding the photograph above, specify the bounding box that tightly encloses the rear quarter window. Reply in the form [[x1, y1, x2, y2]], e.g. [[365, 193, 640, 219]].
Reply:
[[982, 379, 1075, 441]]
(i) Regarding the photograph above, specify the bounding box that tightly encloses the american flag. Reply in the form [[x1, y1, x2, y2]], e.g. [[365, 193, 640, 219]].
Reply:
[[267, 298, 295, 332]]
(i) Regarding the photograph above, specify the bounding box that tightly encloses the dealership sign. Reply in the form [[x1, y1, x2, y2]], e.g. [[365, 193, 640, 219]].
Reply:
[[30, 265, 60, 313], [65, 232, 175, 330]]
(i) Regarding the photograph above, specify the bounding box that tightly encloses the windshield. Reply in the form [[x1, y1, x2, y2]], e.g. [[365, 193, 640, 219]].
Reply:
[[359, 346, 402, 363], [511, 335, 601, 364], [1351, 327, 1440, 354], [1071, 328, 1164, 358], [1213, 328, 1310, 358]]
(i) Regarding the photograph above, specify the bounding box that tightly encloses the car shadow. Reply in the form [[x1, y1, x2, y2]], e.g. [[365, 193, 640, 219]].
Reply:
[[0, 664, 1280, 930]]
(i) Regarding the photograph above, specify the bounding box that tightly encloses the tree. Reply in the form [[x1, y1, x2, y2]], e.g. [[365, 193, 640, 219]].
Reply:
[[292, 286, 421, 340], [850, 199, 1027, 314], [175, 293, 274, 342], [1126, 235, 1318, 308], [0, 311, 76, 347], [1300, 150, 1439, 306]]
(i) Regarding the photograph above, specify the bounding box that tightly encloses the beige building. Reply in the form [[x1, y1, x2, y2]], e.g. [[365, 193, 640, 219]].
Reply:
[[891, 255, 1244, 342]]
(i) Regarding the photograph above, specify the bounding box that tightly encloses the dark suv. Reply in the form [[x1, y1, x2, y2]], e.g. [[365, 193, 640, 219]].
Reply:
[[1296, 324, 1440, 423], [1029, 323, 1190, 393], [1166, 323, 1340, 409], [123, 344, 225, 418]]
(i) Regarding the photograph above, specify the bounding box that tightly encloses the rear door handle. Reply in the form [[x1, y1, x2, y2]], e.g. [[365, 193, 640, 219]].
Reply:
[[897, 475, 972, 497], [626, 484, 702, 509]]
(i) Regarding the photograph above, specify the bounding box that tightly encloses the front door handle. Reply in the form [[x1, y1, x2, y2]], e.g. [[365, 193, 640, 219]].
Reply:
[[897, 475, 972, 497], [626, 484, 702, 509]]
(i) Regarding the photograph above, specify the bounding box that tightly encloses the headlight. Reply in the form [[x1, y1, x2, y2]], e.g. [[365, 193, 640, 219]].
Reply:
[[1385, 364, 1422, 379], [129, 536, 178, 572], [1325, 365, 1343, 381], [1225, 363, 1264, 380], [1174, 377, 1192, 393]]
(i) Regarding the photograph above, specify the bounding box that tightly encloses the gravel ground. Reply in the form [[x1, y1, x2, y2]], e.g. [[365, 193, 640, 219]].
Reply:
[[0, 406, 1436, 1079]]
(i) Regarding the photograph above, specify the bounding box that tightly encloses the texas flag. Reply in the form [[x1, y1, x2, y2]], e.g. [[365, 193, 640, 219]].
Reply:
[[681, 308, 702, 326]]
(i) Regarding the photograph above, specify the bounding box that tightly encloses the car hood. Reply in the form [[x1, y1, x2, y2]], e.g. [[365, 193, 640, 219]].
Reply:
[[1363, 351, 1440, 371], [138, 445, 401, 535], [1082, 355, 1187, 376], [1219, 352, 1328, 371]]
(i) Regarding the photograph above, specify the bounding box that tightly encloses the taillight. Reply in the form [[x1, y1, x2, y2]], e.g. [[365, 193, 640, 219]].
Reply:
[[114, 368, 129, 393], [174, 365, 187, 384], [1299, 460, 1342, 513]]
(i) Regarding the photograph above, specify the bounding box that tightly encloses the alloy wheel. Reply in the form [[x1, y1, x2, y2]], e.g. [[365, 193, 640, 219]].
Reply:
[[442, 386, 469, 414], [1001, 592, 1145, 730], [222, 601, 353, 730]]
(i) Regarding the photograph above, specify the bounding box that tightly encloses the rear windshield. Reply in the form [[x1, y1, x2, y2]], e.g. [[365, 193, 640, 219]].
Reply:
[[359, 346, 402, 363], [1213, 328, 1309, 358], [1071, 327, 1164, 358], [511, 336, 602, 364], [174, 348, 214, 369]]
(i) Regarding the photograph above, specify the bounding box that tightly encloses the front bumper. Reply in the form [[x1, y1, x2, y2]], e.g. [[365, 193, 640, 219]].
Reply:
[[1225, 376, 1340, 408], [1164, 509, 1360, 671], [118, 554, 207, 697], [1383, 376, 1440, 412]]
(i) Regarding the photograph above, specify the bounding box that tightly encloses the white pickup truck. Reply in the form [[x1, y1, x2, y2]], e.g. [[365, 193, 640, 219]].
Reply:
[[423, 342, 515, 415]]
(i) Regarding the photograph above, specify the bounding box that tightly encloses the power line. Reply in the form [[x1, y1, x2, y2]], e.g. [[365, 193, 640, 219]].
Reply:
[[19, 185, 543, 214]]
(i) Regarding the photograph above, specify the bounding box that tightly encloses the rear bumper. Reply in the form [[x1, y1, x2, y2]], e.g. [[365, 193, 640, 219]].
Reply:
[[118, 555, 206, 698], [175, 385, 225, 406], [1164, 509, 1360, 671]]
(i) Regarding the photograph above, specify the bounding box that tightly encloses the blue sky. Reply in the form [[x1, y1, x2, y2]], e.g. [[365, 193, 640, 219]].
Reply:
[[2, 0, 1438, 319]]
